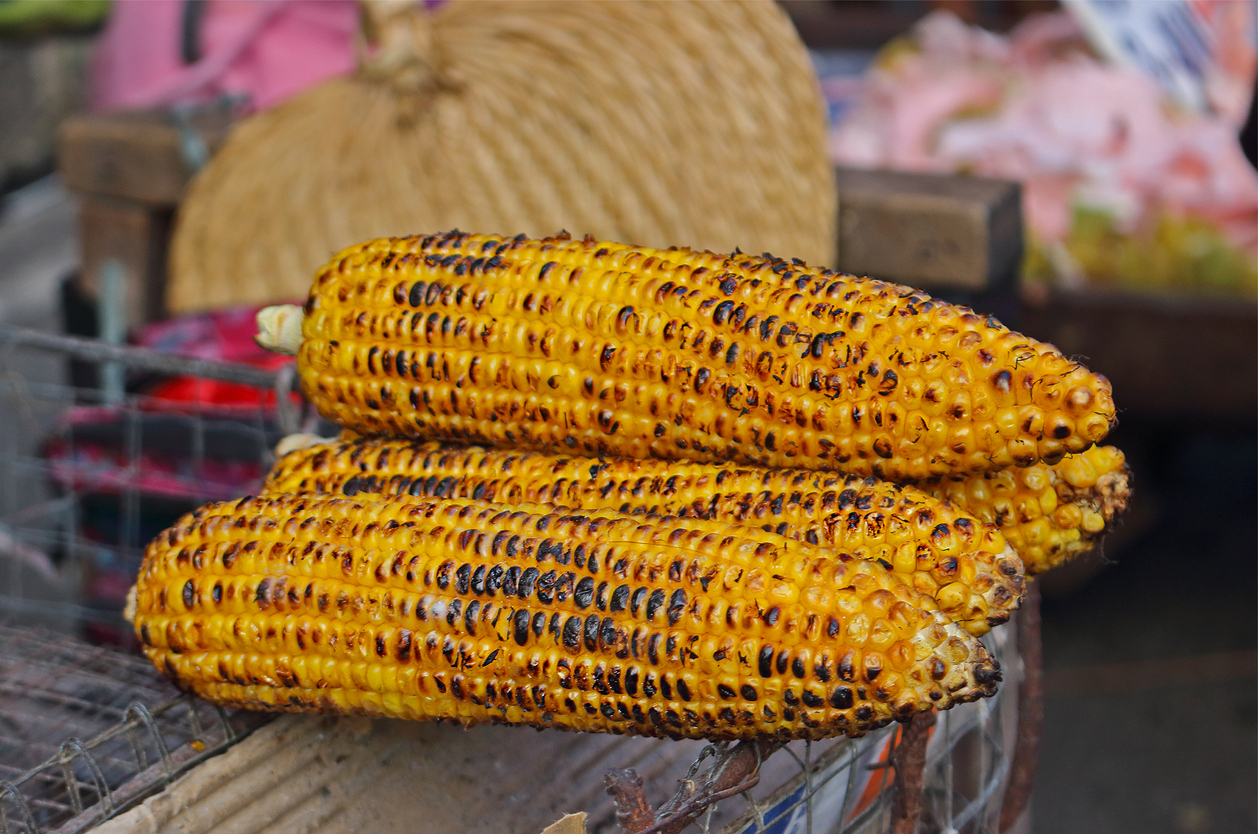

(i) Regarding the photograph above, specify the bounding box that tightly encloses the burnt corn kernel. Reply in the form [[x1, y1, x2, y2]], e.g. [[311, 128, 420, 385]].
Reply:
[[288, 232, 1116, 482], [920, 445, 1131, 575], [265, 438, 1025, 635], [132, 493, 998, 741]]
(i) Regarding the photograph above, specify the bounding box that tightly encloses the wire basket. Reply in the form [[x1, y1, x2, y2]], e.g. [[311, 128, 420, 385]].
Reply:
[[0, 328, 1024, 834]]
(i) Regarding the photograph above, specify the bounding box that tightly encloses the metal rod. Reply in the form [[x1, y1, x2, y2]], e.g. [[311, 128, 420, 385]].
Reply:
[[0, 327, 285, 389]]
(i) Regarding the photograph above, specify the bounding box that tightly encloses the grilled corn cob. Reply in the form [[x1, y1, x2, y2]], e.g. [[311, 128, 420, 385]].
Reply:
[[263, 438, 1024, 635], [260, 231, 1115, 481], [132, 494, 999, 741], [924, 445, 1130, 575]]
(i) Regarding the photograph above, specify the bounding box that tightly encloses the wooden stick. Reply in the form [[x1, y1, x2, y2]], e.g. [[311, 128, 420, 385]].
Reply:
[[890, 711, 937, 834]]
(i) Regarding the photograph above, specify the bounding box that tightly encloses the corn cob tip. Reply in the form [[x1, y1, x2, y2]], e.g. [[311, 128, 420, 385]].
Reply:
[[123, 584, 137, 623], [275, 433, 329, 457], [255, 305, 304, 356]]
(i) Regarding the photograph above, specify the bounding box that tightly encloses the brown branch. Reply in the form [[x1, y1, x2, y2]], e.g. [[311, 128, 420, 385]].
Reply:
[[890, 710, 937, 834], [606, 769, 656, 834], [605, 738, 783, 834], [1000, 580, 1043, 832]]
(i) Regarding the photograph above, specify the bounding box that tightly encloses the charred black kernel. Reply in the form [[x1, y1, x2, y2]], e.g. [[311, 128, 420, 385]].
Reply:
[[713, 300, 735, 324], [532, 611, 546, 637], [583, 614, 601, 651], [838, 651, 856, 682], [719, 707, 736, 724], [719, 275, 738, 295], [815, 660, 832, 682], [695, 367, 711, 391], [783, 689, 798, 705], [660, 676, 672, 699], [210, 582, 222, 605], [855, 705, 874, 721], [643, 676, 657, 698], [717, 683, 736, 700], [518, 566, 539, 599], [759, 645, 775, 677], [630, 587, 647, 615], [446, 599, 463, 626], [827, 617, 841, 638], [505, 535, 521, 559], [625, 667, 640, 695], [574, 576, 595, 608], [676, 678, 691, 701], [486, 565, 504, 594], [992, 369, 1012, 393], [595, 581, 610, 610], [408, 282, 428, 307], [609, 584, 630, 612], [539, 261, 557, 280], [464, 601, 481, 634], [776, 649, 791, 675], [502, 566, 520, 595], [608, 666, 623, 694], [975, 663, 1001, 685], [666, 589, 687, 625], [645, 589, 666, 620], [600, 617, 617, 647], [455, 564, 471, 595], [436, 561, 452, 590], [929, 658, 947, 681], [470, 565, 487, 594], [182, 580, 196, 608], [647, 633, 662, 665], [801, 690, 824, 708], [830, 687, 853, 709], [254, 578, 271, 607], [763, 606, 780, 626], [536, 570, 557, 604], [562, 615, 582, 649], [725, 343, 740, 364], [513, 609, 531, 645], [740, 685, 758, 701]]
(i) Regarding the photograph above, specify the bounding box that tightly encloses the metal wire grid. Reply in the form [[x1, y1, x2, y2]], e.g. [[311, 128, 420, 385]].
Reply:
[[0, 327, 304, 633], [0, 625, 268, 834], [0, 327, 1021, 834]]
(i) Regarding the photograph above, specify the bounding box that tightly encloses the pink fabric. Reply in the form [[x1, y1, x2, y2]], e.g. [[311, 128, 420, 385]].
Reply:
[[90, 0, 360, 113]]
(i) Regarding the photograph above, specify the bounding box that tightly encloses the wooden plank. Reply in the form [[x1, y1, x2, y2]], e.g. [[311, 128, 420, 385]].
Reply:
[[1020, 288, 1258, 423], [89, 714, 710, 834], [77, 195, 172, 328], [58, 108, 234, 205], [835, 166, 1023, 295]]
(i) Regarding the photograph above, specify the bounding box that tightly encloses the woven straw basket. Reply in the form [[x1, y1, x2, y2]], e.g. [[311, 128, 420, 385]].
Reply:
[[168, 0, 835, 313]]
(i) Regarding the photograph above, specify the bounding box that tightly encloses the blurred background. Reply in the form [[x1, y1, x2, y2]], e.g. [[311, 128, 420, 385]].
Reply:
[[0, 1, 1253, 833]]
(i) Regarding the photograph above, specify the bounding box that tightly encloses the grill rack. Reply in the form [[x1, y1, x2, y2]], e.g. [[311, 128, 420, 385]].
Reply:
[[0, 327, 1025, 834]]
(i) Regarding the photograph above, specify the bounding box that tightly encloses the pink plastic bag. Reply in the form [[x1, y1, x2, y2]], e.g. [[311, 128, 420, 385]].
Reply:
[[90, 0, 360, 113]]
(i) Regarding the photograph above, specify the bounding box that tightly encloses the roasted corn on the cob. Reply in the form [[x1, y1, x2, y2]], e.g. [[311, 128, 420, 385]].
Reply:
[[263, 437, 1024, 635], [924, 445, 1130, 575], [132, 493, 1000, 741], [260, 231, 1116, 481]]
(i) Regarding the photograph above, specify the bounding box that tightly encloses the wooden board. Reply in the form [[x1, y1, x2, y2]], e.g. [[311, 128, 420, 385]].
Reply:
[[77, 195, 172, 328], [58, 108, 235, 206], [835, 166, 1023, 294]]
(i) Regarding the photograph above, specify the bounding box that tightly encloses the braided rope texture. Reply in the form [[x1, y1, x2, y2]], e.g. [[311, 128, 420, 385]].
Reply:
[[169, 0, 835, 314]]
